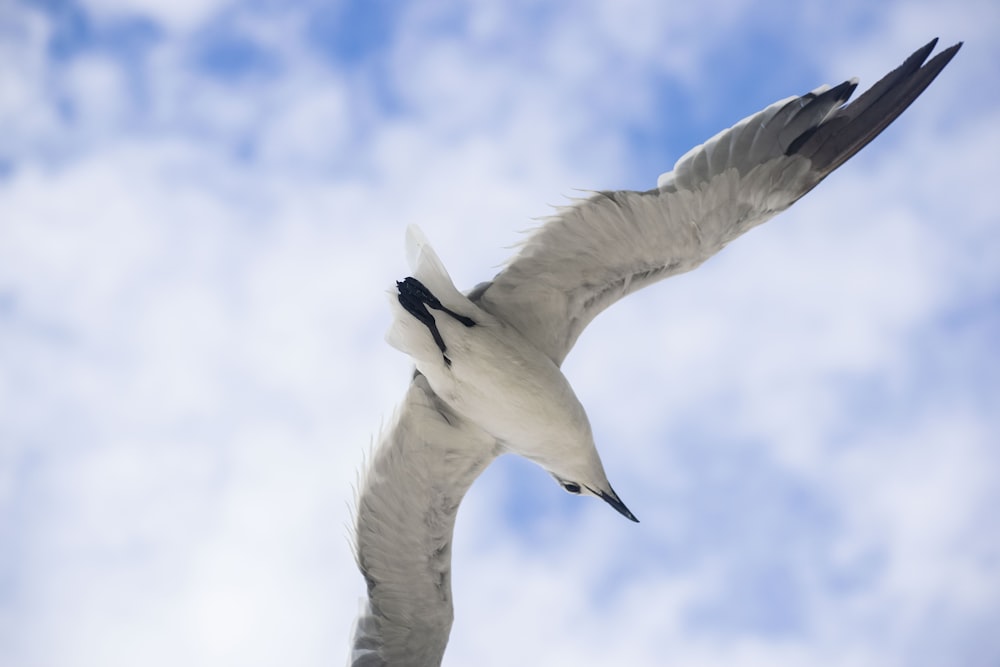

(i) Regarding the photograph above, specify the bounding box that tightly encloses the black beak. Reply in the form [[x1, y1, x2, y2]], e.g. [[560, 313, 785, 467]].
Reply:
[[592, 485, 639, 523]]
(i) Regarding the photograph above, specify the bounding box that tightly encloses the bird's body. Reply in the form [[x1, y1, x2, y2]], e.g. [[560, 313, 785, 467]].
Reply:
[[385, 228, 604, 480], [408, 315, 594, 473], [349, 39, 961, 667]]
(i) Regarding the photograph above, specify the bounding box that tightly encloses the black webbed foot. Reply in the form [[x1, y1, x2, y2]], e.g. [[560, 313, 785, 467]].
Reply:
[[397, 277, 476, 327], [397, 279, 448, 355], [396, 277, 476, 366]]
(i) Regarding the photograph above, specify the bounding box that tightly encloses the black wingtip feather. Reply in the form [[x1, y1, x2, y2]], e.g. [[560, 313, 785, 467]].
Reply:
[[784, 78, 860, 155], [788, 39, 961, 184]]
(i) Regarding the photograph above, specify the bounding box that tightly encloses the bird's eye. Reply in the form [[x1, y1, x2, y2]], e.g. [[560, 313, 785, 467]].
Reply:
[[562, 482, 582, 494]]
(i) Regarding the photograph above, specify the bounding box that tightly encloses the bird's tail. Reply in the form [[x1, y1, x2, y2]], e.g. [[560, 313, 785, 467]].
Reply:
[[402, 225, 467, 307], [385, 225, 476, 362]]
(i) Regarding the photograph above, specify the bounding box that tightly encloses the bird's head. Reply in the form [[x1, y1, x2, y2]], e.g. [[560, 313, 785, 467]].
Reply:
[[548, 463, 639, 523], [511, 381, 639, 523]]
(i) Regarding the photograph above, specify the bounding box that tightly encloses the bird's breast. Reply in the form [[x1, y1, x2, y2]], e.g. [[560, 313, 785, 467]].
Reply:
[[417, 316, 587, 450]]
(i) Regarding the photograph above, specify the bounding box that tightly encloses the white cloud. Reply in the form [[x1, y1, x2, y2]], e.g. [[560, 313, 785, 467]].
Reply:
[[1, 1, 997, 666], [80, 0, 233, 33], [0, 9, 64, 160]]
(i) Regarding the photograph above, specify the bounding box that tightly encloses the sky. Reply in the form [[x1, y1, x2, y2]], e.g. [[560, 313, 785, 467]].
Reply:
[[1, 0, 998, 666]]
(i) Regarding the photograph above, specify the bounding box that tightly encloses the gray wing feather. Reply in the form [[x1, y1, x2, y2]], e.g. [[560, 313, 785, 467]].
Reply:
[[791, 39, 961, 180], [350, 375, 498, 667], [472, 39, 960, 366]]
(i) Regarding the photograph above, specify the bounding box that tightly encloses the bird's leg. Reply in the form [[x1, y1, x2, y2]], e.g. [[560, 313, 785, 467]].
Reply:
[[398, 277, 477, 327], [396, 277, 476, 367]]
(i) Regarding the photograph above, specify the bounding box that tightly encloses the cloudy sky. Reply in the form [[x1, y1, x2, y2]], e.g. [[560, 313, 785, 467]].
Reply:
[[1, 0, 998, 666]]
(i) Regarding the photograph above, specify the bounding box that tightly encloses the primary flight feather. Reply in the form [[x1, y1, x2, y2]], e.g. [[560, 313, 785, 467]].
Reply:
[[349, 39, 961, 667]]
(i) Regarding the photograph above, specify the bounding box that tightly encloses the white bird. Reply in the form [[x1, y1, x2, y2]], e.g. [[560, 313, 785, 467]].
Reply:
[[349, 39, 961, 667]]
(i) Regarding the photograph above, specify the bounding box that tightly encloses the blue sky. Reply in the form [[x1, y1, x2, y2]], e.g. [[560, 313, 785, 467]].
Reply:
[[1, 1, 999, 665]]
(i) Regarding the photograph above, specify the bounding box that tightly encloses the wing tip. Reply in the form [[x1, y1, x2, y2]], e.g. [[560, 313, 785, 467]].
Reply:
[[933, 40, 964, 67], [789, 38, 961, 176]]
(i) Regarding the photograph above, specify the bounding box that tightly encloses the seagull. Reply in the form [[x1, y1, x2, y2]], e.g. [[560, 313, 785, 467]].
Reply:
[[349, 39, 961, 667]]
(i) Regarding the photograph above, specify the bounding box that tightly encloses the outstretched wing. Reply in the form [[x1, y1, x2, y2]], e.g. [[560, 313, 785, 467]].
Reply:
[[470, 39, 961, 366], [350, 374, 498, 667]]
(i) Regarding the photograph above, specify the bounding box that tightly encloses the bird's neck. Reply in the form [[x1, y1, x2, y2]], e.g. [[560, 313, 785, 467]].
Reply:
[[351, 374, 498, 667]]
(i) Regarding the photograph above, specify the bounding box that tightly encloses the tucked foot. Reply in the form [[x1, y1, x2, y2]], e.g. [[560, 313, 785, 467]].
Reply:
[[396, 277, 475, 366], [397, 278, 448, 357], [397, 277, 477, 327]]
